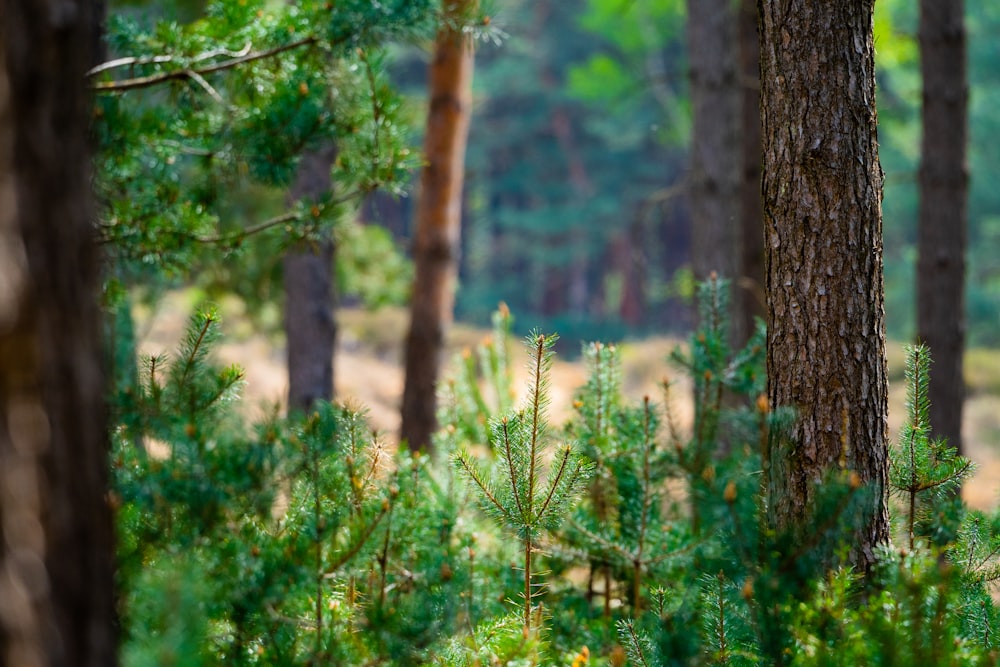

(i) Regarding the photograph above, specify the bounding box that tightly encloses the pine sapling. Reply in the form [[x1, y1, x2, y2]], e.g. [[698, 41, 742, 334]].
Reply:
[[563, 344, 668, 615], [455, 332, 593, 632], [890, 344, 974, 550]]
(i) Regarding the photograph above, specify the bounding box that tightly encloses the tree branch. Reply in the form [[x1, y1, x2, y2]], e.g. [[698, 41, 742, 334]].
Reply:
[[86, 42, 252, 77], [91, 36, 318, 93], [194, 188, 366, 244]]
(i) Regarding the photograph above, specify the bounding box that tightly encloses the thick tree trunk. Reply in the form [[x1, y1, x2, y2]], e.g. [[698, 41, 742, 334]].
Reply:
[[687, 0, 744, 346], [0, 1, 116, 663], [738, 0, 765, 339], [401, 0, 475, 451], [759, 1, 889, 570], [916, 0, 968, 456], [284, 146, 338, 414]]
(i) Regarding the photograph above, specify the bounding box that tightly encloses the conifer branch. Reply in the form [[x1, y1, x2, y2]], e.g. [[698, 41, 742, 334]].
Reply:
[[567, 517, 634, 560], [527, 334, 547, 515], [454, 450, 506, 516], [176, 187, 367, 247], [176, 311, 216, 392], [195, 367, 246, 412], [537, 446, 573, 520], [617, 618, 656, 667], [502, 419, 527, 519], [324, 502, 391, 574]]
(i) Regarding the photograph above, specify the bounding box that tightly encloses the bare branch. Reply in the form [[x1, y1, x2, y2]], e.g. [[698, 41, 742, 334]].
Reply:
[[87, 54, 175, 76], [186, 69, 225, 104], [91, 36, 317, 93], [86, 43, 253, 77]]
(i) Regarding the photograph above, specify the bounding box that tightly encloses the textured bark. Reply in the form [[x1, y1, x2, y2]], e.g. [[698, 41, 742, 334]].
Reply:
[[284, 146, 338, 414], [0, 0, 116, 663], [738, 0, 765, 340], [401, 1, 475, 451], [916, 0, 968, 456], [759, 0, 889, 570], [687, 0, 744, 346]]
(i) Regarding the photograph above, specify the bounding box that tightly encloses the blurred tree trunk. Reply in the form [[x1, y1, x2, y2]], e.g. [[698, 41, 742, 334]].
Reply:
[[401, 0, 476, 451], [738, 0, 764, 338], [0, 0, 116, 663], [760, 0, 889, 571], [613, 220, 646, 326], [687, 0, 744, 346], [284, 146, 338, 414], [917, 0, 968, 456]]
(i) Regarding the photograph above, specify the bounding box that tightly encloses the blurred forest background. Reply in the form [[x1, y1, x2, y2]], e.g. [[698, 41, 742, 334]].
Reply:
[[103, 0, 1000, 498], [122, 0, 1000, 346], [104, 0, 998, 340]]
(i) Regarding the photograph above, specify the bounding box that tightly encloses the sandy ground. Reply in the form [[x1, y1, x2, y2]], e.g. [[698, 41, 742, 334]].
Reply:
[[134, 291, 1000, 511]]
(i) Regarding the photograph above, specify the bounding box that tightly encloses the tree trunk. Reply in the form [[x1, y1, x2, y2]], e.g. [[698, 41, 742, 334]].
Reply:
[[759, 1, 889, 570], [284, 146, 338, 414], [687, 0, 744, 346], [401, 0, 475, 451], [916, 0, 968, 456], [738, 0, 765, 340], [0, 1, 116, 663]]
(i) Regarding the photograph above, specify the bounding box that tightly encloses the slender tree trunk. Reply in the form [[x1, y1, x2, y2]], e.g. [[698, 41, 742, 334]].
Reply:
[[284, 147, 338, 414], [738, 0, 765, 339], [613, 220, 646, 326], [401, 0, 475, 451], [0, 0, 116, 663], [760, 1, 889, 570], [916, 0, 968, 456], [687, 0, 744, 346]]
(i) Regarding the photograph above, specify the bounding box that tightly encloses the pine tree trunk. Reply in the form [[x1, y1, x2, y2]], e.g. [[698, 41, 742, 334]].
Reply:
[[738, 0, 765, 339], [687, 0, 744, 347], [0, 1, 116, 663], [284, 146, 338, 414], [401, 0, 475, 451], [916, 0, 968, 456], [759, 1, 889, 570]]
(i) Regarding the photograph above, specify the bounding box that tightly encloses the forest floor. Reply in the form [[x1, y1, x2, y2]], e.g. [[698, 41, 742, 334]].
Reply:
[[135, 289, 1000, 511]]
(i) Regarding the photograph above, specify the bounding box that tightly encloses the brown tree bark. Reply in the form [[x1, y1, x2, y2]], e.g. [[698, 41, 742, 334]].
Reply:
[[916, 0, 968, 456], [401, 0, 475, 451], [738, 0, 765, 339], [759, 0, 889, 570], [0, 0, 116, 663], [687, 0, 744, 346], [284, 146, 338, 414]]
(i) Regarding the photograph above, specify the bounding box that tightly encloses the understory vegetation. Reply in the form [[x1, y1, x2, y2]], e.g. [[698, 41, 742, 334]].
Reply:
[[113, 280, 1000, 665]]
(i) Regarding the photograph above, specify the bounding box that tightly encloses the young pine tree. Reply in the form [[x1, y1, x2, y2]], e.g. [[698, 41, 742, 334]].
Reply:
[[454, 332, 593, 633]]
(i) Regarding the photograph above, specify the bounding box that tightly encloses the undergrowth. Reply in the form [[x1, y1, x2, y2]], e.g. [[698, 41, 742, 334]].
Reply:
[[111, 279, 1000, 665]]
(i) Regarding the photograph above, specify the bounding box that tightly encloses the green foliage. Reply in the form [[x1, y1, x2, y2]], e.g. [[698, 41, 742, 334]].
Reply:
[[890, 344, 975, 549], [335, 222, 414, 307], [114, 286, 1000, 665], [787, 552, 997, 666], [114, 309, 471, 664], [454, 331, 594, 632], [94, 0, 435, 309], [617, 617, 661, 667]]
